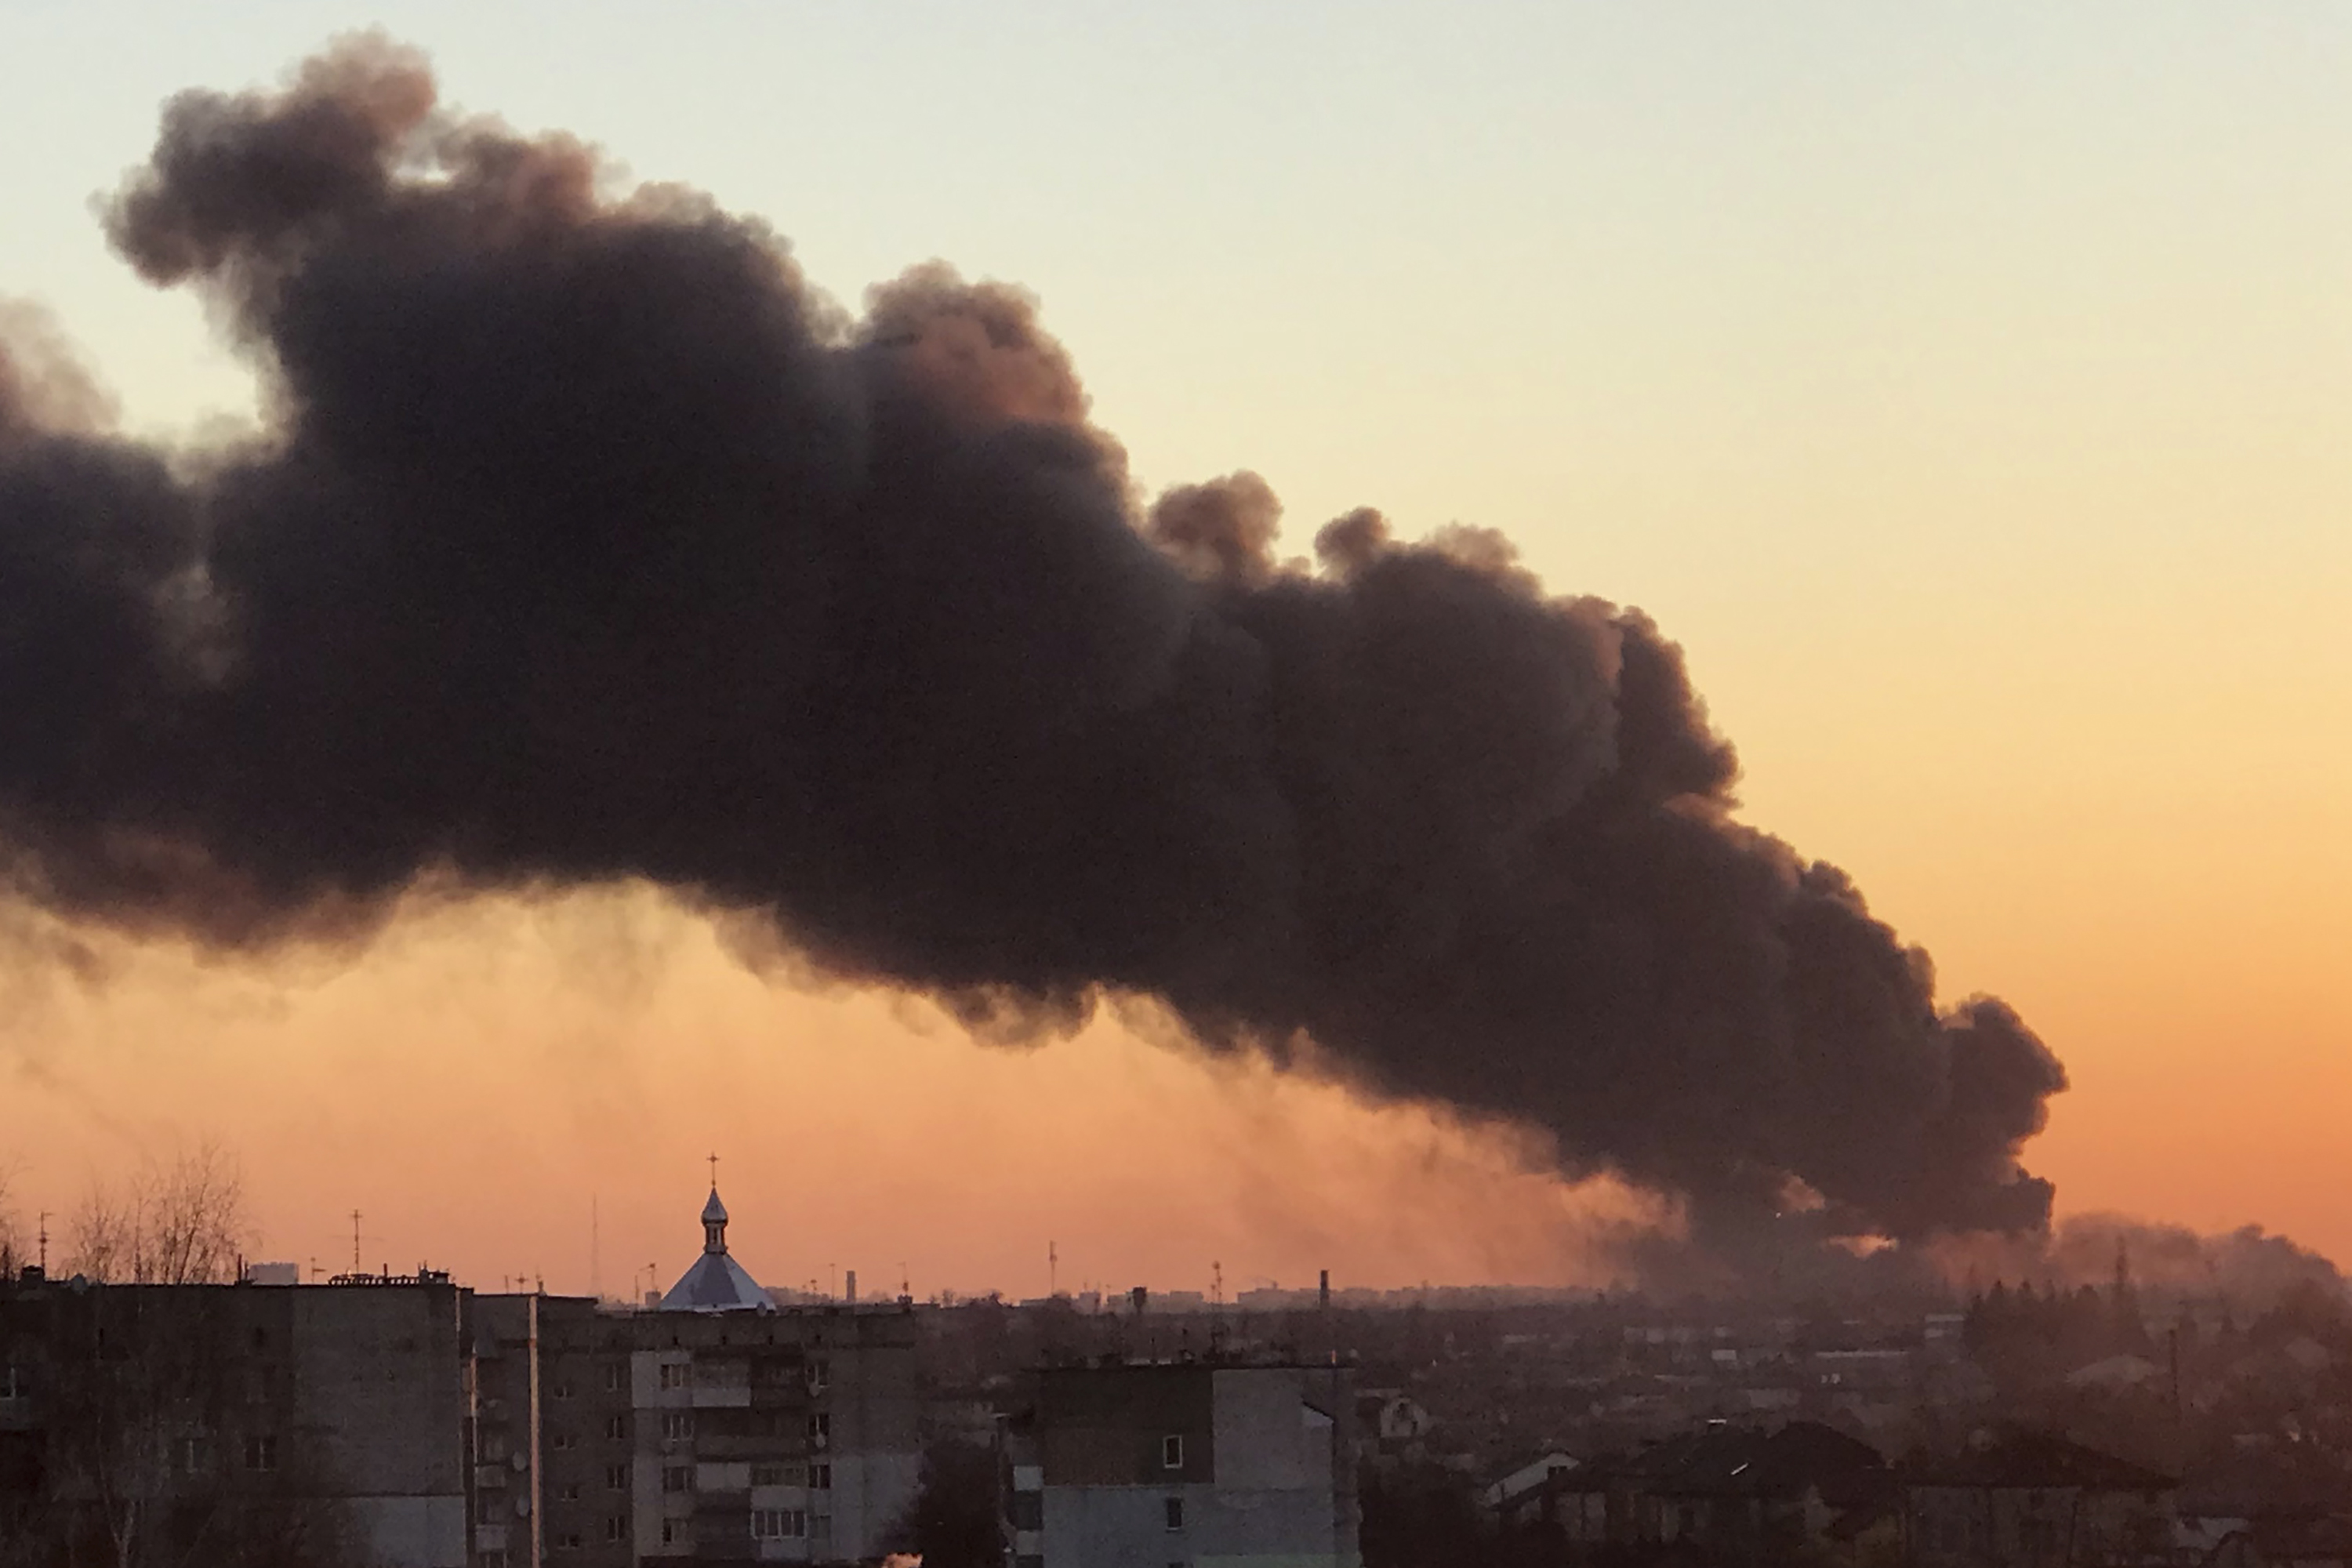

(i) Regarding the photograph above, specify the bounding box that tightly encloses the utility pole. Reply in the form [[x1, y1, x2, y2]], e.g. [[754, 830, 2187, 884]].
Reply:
[[1049, 1240, 1058, 1297], [351, 1210, 363, 1274], [35, 1212, 47, 1273]]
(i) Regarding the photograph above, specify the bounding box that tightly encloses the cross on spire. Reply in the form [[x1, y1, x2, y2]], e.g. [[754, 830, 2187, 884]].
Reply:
[[708, 1151, 719, 1189]]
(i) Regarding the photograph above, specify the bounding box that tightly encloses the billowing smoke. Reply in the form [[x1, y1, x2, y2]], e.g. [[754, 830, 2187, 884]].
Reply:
[[0, 39, 2066, 1251]]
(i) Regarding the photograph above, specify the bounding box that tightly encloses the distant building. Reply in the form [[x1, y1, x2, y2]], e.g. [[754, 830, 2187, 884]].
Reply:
[[1007, 1359, 1358, 1568], [1371, 1394, 1434, 1446], [1495, 1421, 1895, 1563], [1479, 1448, 1577, 1517], [1904, 1428, 2178, 1568]]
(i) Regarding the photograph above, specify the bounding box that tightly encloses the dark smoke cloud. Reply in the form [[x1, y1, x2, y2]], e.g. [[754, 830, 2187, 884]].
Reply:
[[0, 39, 2067, 1249]]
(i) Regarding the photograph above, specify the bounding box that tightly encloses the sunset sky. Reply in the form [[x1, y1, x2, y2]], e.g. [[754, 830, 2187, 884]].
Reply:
[[2, 2, 2347, 1297]]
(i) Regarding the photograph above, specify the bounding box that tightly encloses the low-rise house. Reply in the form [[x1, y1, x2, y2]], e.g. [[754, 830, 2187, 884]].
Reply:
[[1374, 1394, 1434, 1446], [1904, 1429, 2177, 1568], [1619, 1420, 1893, 1562], [1490, 1421, 1893, 1563], [1479, 1448, 1577, 1523]]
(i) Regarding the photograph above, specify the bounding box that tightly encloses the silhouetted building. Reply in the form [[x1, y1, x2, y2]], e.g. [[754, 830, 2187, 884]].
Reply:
[[0, 1269, 472, 1566], [1904, 1428, 2178, 1568], [1495, 1420, 1896, 1563]]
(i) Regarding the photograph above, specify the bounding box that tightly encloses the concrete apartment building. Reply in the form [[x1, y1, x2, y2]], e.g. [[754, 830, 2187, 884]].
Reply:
[[474, 1189, 920, 1567], [2, 1184, 919, 1568], [0, 1268, 474, 1566], [1008, 1359, 1359, 1568]]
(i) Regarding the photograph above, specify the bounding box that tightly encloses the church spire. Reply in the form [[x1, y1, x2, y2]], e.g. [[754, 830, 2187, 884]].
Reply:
[[660, 1164, 771, 1313], [702, 1152, 729, 1255]]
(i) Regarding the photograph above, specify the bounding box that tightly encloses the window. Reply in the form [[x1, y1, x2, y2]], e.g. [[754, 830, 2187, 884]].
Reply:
[[244, 1367, 276, 1406], [1008, 1492, 1043, 1531], [606, 1463, 630, 1491], [753, 1509, 807, 1540], [751, 1465, 787, 1487], [550, 1432, 575, 1452], [605, 1517, 629, 1543], [482, 1432, 510, 1464], [661, 1412, 694, 1442], [1015, 1557, 1044, 1568], [553, 1380, 574, 1400], [557, 1534, 582, 1552], [811, 1463, 831, 1491], [806, 1358, 829, 1393], [0, 1365, 24, 1399], [808, 1412, 830, 1446], [244, 1435, 278, 1473], [560, 1483, 582, 1501], [476, 1494, 503, 1526], [662, 1465, 694, 1494], [1164, 1497, 1184, 1531], [180, 1436, 210, 1475], [1163, 1435, 1185, 1470], [603, 1364, 626, 1394], [659, 1363, 688, 1391], [660, 1520, 689, 1548], [604, 1415, 627, 1441], [481, 1553, 509, 1568]]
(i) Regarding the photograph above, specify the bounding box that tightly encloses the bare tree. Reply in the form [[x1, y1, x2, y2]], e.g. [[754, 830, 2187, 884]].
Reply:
[[64, 1142, 250, 1285], [141, 1142, 247, 1286], [0, 1158, 24, 1274], [67, 1179, 140, 1283]]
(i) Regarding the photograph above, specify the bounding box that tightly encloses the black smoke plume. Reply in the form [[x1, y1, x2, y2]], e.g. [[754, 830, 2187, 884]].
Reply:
[[0, 40, 2066, 1250]]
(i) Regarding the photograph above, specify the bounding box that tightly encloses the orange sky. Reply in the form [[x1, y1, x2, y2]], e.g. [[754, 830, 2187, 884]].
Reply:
[[0, 889, 1672, 1298], [0, 809, 2343, 1298]]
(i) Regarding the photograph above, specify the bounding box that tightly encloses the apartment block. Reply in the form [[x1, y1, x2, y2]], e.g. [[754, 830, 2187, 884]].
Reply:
[[0, 1269, 473, 1566], [2, 1184, 919, 1568], [1008, 1359, 1359, 1568]]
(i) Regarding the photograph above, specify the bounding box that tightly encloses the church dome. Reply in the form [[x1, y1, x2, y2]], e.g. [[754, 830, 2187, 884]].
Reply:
[[659, 1178, 771, 1313]]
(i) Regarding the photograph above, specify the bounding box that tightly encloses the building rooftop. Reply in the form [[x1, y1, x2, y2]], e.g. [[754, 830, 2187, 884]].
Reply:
[[659, 1182, 771, 1313]]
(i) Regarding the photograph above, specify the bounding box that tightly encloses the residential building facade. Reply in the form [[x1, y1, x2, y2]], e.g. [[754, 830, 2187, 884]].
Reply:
[[1008, 1359, 1358, 1568]]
